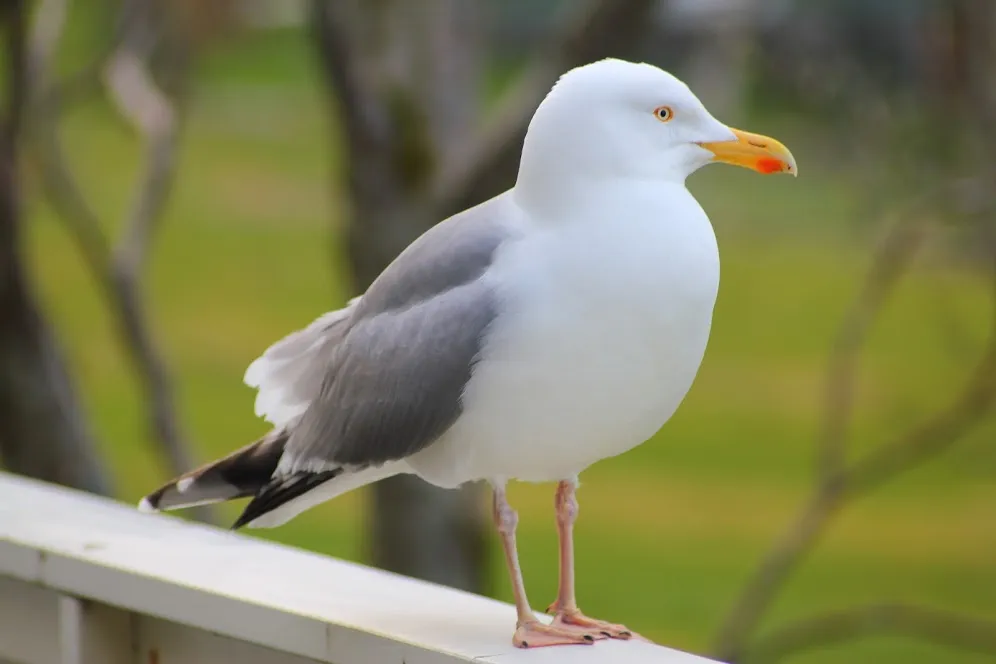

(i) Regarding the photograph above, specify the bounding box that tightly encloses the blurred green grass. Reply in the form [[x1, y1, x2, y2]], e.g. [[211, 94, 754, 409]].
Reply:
[[20, 25, 996, 664]]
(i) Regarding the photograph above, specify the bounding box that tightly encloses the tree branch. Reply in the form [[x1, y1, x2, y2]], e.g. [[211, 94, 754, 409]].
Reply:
[[716, 489, 845, 663], [28, 0, 115, 113], [817, 214, 926, 482], [0, 0, 112, 495], [747, 604, 996, 662], [713, 208, 996, 661], [846, 235, 996, 494], [31, 86, 112, 293], [28, 0, 210, 521], [25, 0, 67, 90], [716, 5, 996, 656], [102, 1, 199, 509], [309, 0, 392, 167], [3, 0, 27, 141], [430, 0, 661, 217]]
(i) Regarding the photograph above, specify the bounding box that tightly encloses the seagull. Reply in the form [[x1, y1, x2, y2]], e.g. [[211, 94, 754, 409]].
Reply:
[[139, 58, 796, 648]]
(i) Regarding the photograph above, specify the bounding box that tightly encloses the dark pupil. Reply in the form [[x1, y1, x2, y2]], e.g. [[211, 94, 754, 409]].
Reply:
[[659, 108, 668, 118]]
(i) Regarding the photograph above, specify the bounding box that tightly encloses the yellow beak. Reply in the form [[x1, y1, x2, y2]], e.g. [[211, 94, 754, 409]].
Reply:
[[698, 128, 798, 176]]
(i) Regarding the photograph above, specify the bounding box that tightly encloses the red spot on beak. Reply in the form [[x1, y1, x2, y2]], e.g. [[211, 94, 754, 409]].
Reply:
[[756, 158, 784, 174]]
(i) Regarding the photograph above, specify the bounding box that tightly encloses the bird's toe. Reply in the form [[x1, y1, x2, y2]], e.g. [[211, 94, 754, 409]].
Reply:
[[513, 620, 600, 648], [551, 608, 648, 642]]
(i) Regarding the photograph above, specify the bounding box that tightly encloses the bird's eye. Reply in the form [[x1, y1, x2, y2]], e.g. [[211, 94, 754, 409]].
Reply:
[[654, 106, 674, 122]]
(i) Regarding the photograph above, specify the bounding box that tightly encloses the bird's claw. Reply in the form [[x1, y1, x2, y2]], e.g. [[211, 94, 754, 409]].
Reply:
[[544, 604, 648, 642], [513, 619, 599, 648]]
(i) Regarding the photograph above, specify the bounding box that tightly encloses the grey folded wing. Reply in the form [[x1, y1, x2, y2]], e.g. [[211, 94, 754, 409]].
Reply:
[[270, 195, 517, 475]]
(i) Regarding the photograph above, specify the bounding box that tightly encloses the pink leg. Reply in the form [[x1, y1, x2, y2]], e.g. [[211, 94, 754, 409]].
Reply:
[[492, 485, 596, 648], [546, 480, 647, 641]]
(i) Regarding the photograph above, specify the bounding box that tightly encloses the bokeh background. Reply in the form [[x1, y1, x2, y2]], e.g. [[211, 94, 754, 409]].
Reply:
[[2, 1, 994, 663]]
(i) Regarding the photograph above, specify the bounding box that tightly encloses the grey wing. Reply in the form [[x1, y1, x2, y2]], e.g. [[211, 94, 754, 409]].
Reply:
[[283, 280, 496, 471], [243, 298, 360, 427], [276, 195, 517, 474]]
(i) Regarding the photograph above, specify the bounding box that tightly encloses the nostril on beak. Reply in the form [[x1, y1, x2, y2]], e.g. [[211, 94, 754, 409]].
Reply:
[[748, 140, 767, 149]]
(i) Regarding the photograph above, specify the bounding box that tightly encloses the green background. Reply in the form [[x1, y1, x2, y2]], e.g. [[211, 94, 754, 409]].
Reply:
[[22, 23, 996, 664]]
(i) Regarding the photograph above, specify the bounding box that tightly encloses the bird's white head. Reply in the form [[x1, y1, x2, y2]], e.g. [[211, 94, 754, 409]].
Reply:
[[516, 59, 796, 206]]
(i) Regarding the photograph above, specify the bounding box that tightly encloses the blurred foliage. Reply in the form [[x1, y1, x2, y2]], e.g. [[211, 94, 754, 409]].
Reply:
[[13, 4, 996, 664]]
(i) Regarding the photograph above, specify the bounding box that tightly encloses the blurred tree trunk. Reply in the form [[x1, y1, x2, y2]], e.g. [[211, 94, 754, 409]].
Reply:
[[943, 0, 996, 126], [680, 0, 757, 118], [312, 0, 489, 593], [0, 0, 111, 494], [310, 0, 659, 593]]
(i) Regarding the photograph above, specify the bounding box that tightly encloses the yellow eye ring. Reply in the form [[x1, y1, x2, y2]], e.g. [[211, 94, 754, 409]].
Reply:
[[654, 106, 674, 122]]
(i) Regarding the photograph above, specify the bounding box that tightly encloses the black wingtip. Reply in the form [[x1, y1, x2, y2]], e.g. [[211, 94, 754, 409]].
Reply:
[[231, 508, 256, 531], [139, 430, 289, 515], [231, 468, 342, 530]]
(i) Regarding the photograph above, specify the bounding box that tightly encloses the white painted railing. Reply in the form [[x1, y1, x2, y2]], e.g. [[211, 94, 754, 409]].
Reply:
[[0, 471, 721, 664]]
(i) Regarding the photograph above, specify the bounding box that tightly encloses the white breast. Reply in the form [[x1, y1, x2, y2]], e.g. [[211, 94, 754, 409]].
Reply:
[[408, 183, 720, 487]]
